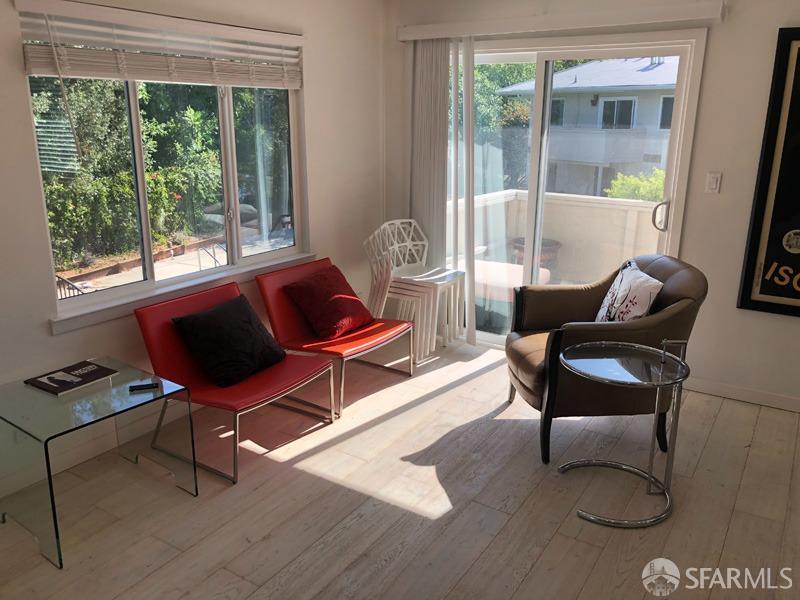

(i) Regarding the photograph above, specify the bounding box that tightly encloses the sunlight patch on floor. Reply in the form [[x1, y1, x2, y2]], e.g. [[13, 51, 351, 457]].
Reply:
[[297, 460, 453, 519], [215, 344, 516, 518]]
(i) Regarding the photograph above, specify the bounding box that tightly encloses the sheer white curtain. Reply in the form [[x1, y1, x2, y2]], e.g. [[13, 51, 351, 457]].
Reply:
[[410, 38, 449, 268]]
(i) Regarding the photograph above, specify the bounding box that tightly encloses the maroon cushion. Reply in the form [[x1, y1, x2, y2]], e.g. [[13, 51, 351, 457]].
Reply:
[[283, 265, 373, 339]]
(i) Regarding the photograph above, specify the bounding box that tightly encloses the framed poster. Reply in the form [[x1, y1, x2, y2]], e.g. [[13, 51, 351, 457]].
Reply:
[[739, 28, 800, 317]]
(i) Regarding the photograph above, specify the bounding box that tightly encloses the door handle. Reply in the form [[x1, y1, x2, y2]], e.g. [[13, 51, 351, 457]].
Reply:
[[651, 200, 670, 232]]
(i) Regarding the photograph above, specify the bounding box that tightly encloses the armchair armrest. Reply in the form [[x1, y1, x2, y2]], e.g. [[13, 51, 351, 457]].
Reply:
[[559, 298, 696, 349], [512, 270, 616, 332]]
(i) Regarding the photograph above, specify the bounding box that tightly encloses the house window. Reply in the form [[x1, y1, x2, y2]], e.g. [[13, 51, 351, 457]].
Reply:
[[233, 88, 295, 258], [138, 82, 227, 280], [550, 98, 565, 127], [600, 98, 635, 129], [31, 77, 147, 296], [21, 3, 304, 308], [30, 77, 299, 301], [660, 96, 675, 129]]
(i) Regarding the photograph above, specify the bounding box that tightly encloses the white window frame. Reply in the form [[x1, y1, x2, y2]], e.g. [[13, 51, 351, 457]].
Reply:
[[659, 94, 676, 130], [549, 97, 566, 127], [597, 96, 638, 129], [31, 78, 310, 333], [456, 29, 707, 347]]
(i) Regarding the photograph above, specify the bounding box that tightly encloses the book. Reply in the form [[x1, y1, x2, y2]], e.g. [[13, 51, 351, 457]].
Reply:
[[24, 360, 118, 396]]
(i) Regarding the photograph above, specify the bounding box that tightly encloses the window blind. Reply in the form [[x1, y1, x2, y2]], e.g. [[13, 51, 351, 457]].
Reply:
[[17, 0, 303, 89]]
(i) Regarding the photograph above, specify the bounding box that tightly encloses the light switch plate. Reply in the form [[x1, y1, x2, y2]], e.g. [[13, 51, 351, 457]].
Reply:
[[705, 171, 722, 194]]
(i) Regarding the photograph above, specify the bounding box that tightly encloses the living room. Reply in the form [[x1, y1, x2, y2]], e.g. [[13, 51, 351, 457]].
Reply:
[[0, 0, 798, 598]]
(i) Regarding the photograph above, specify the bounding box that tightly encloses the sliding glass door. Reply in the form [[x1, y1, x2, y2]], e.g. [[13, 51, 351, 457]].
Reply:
[[449, 32, 704, 344]]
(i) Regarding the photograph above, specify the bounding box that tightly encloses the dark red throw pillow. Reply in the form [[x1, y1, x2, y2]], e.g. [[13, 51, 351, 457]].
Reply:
[[283, 265, 373, 339]]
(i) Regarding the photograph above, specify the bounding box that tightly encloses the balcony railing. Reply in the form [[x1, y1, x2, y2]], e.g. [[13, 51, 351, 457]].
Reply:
[[548, 127, 670, 166], [448, 190, 660, 286]]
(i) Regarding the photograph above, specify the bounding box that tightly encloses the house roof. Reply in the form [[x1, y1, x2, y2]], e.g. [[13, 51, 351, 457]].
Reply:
[[499, 56, 678, 95]]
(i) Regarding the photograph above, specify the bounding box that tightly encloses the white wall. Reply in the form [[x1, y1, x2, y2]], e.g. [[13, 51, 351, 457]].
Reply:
[[0, 0, 384, 469], [383, 0, 800, 409]]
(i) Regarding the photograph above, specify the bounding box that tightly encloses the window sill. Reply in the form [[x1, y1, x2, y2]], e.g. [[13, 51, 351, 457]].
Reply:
[[50, 251, 316, 335]]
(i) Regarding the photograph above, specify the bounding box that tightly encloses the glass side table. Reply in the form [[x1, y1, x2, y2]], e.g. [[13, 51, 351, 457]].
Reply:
[[558, 340, 690, 528], [0, 357, 197, 568]]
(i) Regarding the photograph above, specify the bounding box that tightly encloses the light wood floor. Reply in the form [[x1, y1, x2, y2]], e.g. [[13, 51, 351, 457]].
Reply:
[[1, 342, 798, 600]]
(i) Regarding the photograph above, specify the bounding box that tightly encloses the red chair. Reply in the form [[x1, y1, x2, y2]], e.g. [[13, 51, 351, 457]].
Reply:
[[255, 258, 413, 416], [135, 282, 334, 483]]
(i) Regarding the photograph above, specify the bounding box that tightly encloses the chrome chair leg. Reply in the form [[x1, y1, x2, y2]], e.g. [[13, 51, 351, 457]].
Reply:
[[338, 359, 346, 417], [408, 328, 415, 376], [232, 412, 240, 484], [328, 366, 336, 421]]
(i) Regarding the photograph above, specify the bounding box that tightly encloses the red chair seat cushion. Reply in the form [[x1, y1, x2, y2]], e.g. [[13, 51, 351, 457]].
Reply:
[[189, 354, 332, 412], [283, 265, 373, 339], [282, 319, 412, 358]]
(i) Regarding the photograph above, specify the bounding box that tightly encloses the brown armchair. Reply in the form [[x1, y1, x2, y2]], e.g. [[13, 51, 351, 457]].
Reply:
[[506, 254, 708, 463]]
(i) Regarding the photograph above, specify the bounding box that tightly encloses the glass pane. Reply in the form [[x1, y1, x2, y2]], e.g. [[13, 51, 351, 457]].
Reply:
[[616, 99, 634, 129], [232, 88, 295, 257], [561, 342, 689, 386], [0, 357, 184, 442], [138, 83, 227, 280], [471, 57, 536, 335], [602, 100, 616, 129], [660, 97, 674, 129], [29, 77, 145, 298], [537, 57, 678, 285]]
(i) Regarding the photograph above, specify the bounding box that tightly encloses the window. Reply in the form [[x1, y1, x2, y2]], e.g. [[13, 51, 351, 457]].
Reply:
[[20, 2, 304, 308], [233, 88, 295, 258], [549, 98, 565, 126], [600, 98, 635, 129], [138, 83, 227, 280], [31, 77, 146, 297], [660, 96, 675, 129], [30, 77, 299, 302]]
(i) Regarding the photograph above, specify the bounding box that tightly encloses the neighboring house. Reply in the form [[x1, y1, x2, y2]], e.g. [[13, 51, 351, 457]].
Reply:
[[500, 56, 677, 197]]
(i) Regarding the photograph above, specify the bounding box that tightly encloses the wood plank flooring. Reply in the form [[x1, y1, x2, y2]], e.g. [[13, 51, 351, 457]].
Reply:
[[0, 342, 796, 600]]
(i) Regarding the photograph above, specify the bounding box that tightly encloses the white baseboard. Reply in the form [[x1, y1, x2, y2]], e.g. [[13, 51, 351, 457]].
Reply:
[[686, 376, 800, 413]]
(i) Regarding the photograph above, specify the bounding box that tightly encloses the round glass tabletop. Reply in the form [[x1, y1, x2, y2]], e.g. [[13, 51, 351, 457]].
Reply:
[[560, 341, 690, 388]]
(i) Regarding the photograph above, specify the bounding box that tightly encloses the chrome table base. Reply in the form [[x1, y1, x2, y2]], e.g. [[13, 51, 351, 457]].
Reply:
[[557, 339, 689, 529], [557, 459, 672, 528]]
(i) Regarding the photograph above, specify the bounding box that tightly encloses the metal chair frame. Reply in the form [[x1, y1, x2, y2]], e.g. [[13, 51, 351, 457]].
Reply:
[[150, 364, 335, 484]]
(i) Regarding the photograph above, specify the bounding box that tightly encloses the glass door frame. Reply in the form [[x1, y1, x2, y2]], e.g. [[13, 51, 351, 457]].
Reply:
[[454, 29, 708, 345]]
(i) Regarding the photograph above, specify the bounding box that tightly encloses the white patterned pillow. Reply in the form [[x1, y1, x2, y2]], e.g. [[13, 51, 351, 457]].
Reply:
[[595, 260, 663, 322]]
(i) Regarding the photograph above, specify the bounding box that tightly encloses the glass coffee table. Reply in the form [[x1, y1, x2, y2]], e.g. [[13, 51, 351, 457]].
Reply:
[[558, 340, 690, 528], [0, 357, 197, 568]]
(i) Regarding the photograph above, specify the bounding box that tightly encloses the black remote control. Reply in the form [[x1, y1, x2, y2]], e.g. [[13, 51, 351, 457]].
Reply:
[[129, 382, 160, 393]]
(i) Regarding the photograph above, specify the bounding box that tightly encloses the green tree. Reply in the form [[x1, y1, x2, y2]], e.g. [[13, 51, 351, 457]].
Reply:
[[604, 168, 665, 202], [450, 60, 587, 190], [138, 83, 223, 244]]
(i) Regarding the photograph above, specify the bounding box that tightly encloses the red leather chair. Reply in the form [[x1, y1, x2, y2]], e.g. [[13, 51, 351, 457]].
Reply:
[[135, 282, 334, 483], [255, 258, 413, 416]]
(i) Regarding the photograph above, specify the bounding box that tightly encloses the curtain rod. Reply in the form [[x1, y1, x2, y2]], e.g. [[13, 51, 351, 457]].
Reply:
[[397, 1, 724, 41]]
